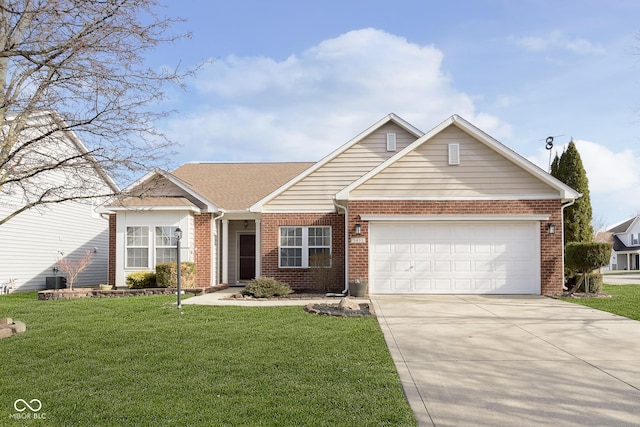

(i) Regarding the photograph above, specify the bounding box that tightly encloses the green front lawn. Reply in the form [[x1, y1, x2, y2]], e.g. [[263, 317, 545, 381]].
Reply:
[[0, 293, 415, 426], [561, 284, 640, 321]]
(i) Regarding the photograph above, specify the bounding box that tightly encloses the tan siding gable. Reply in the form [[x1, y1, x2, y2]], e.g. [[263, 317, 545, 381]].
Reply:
[[350, 126, 560, 199], [264, 122, 419, 211]]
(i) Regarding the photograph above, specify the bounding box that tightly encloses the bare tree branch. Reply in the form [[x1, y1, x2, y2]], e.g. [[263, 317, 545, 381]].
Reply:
[[0, 0, 205, 225]]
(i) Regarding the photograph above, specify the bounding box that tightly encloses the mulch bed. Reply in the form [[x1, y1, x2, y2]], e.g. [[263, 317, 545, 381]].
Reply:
[[559, 292, 612, 299], [224, 292, 334, 300], [224, 291, 374, 317], [38, 284, 228, 300], [304, 302, 374, 317]]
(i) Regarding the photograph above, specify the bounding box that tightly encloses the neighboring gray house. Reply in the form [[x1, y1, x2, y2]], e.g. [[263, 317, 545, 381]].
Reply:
[[0, 112, 119, 292], [607, 215, 640, 270]]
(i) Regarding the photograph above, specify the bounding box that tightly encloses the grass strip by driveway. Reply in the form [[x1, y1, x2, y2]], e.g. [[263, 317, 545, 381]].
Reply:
[[0, 293, 416, 426], [560, 284, 640, 321]]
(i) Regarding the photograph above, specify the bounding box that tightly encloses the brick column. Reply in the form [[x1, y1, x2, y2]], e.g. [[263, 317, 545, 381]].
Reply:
[[194, 213, 212, 287]]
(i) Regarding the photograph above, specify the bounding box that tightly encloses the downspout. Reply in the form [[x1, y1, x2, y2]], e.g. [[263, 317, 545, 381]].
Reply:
[[334, 199, 349, 295], [213, 211, 225, 285], [560, 198, 577, 290]]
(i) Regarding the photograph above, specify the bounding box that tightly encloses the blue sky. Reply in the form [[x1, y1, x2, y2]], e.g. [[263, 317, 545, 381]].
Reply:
[[149, 0, 640, 228]]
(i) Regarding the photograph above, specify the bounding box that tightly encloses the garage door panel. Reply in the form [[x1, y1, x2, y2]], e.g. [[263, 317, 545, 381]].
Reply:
[[434, 260, 452, 272], [454, 279, 473, 291], [474, 279, 492, 292], [370, 221, 540, 295], [394, 260, 411, 273], [374, 244, 391, 254], [374, 261, 392, 273], [434, 243, 450, 254], [474, 261, 492, 272], [454, 260, 472, 272], [474, 243, 491, 254], [394, 279, 412, 291], [414, 260, 431, 272], [454, 243, 471, 254], [414, 279, 432, 292], [414, 243, 431, 254], [434, 279, 452, 290]]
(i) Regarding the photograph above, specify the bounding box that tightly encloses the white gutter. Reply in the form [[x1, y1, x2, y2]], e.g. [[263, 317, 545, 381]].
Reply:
[[333, 200, 349, 294], [213, 211, 225, 285]]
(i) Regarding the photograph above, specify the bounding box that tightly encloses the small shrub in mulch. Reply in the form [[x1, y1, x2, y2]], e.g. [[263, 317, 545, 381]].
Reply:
[[241, 277, 293, 298]]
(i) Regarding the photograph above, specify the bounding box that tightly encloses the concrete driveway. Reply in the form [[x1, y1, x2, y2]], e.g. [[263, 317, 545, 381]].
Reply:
[[371, 295, 640, 427], [604, 273, 640, 285]]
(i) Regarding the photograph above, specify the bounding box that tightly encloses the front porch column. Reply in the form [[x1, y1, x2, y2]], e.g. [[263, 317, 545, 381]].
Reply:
[[628, 253, 631, 271], [222, 219, 229, 284], [255, 218, 261, 279]]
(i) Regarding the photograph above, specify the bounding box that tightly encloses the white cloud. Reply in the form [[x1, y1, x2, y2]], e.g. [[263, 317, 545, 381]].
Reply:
[[514, 31, 605, 55], [528, 139, 640, 227], [163, 28, 510, 162]]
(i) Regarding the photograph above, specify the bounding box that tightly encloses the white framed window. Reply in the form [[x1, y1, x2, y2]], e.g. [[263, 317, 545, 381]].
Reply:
[[155, 226, 178, 264], [126, 226, 149, 268], [308, 226, 332, 267], [279, 226, 331, 268]]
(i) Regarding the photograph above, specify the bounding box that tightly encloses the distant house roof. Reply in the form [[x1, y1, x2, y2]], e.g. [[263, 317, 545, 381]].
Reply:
[[171, 162, 314, 211], [608, 216, 638, 234], [612, 234, 640, 252]]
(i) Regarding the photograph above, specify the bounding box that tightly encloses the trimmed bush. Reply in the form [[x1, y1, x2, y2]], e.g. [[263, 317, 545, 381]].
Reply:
[[566, 273, 603, 293], [565, 242, 612, 273], [565, 242, 612, 293], [156, 262, 196, 288], [126, 271, 157, 289], [242, 277, 293, 298]]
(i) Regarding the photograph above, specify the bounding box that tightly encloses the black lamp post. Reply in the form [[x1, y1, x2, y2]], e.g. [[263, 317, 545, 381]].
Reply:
[[175, 227, 182, 310]]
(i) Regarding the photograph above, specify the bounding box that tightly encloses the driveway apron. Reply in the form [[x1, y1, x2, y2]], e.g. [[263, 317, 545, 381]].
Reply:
[[371, 295, 640, 427]]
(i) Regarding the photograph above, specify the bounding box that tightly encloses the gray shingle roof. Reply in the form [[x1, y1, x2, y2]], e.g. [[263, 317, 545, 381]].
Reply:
[[608, 217, 637, 233]]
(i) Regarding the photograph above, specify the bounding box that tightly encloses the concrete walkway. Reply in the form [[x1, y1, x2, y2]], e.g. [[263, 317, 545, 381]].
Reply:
[[181, 287, 370, 306], [371, 295, 640, 427], [604, 273, 640, 285]]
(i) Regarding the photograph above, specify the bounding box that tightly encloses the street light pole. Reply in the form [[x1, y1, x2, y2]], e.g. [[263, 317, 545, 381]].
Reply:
[[175, 227, 182, 310]]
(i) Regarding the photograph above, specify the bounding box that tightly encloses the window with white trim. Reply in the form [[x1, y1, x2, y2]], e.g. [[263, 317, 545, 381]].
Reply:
[[155, 226, 178, 263], [126, 226, 149, 268], [279, 226, 331, 268]]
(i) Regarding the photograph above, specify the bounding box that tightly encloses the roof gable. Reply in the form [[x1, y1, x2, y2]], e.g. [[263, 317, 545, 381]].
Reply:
[[608, 216, 640, 234], [250, 113, 423, 211], [336, 115, 581, 202], [103, 169, 218, 212], [173, 162, 313, 211], [103, 162, 313, 212]]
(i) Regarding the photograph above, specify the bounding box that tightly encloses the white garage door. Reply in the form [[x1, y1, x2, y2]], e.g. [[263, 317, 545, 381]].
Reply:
[[369, 221, 540, 294]]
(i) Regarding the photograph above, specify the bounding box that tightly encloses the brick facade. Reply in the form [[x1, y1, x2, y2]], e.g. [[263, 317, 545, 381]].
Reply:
[[109, 201, 564, 295], [347, 200, 564, 295], [194, 213, 212, 287], [261, 213, 345, 291]]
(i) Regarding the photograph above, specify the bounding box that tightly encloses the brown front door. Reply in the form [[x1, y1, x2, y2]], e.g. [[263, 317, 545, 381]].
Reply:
[[238, 234, 256, 281]]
